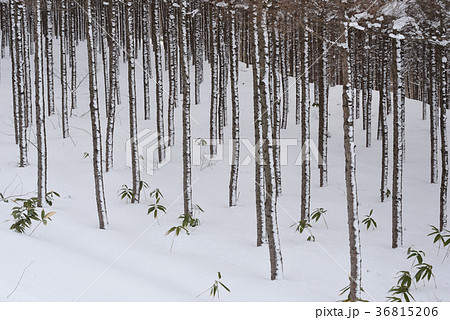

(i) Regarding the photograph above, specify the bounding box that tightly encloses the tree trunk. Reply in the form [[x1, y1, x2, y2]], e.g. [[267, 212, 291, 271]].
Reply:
[[126, 0, 140, 203], [252, 4, 266, 247], [228, 4, 240, 207], [34, 0, 48, 205], [180, 0, 193, 218], [86, 0, 109, 229], [392, 37, 404, 248], [440, 49, 448, 231], [342, 23, 362, 301], [259, 1, 283, 281]]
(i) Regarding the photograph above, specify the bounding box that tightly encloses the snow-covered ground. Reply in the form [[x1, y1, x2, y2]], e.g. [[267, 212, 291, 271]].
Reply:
[[0, 44, 449, 302]]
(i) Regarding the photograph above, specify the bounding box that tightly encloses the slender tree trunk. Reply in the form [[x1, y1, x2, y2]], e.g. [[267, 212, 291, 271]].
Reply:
[[229, 5, 240, 207], [15, 0, 28, 167], [34, 0, 48, 205], [142, 0, 152, 120], [209, 4, 218, 156], [271, 10, 282, 197], [154, 0, 165, 163], [318, 23, 328, 187], [86, 0, 109, 229], [392, 37, 404, 248], [126, 0, 140, 203], [60, 0, 69, 139], [440, 49, 448, 231], [380, 37, 388, 202], [167, 0, 177, 147], [300, 18, 310, 222], [105, 0, 119, 172], [430, 44, 439, 184], [342, 23, 362, 301], [70, 0, 77, 111], [252, 4, 266, 247], [259, 1, 283, 281], [180, 0, 193, 218], [46, 0, 55, 116]]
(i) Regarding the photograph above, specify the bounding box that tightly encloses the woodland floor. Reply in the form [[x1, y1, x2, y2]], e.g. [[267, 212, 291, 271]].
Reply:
[[0, 44, 449, 301]]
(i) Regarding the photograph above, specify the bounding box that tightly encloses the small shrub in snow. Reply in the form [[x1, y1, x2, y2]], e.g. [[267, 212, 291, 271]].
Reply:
[[197, 272, 231, 300], [8, 192, 58, 235], [166, 204, 205, 251], [118, 181, 149, 202], [291, 219, 316, 242], [362, 209, 377, 230], [311, 208, 328, 229], [428, 225, 450, 261], [148, 188, 166, 219], [387, 247, 436, 302]]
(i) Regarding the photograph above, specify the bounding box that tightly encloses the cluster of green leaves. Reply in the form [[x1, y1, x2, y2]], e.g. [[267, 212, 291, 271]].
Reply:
[[428, 226, 450, 261], [387, 247, 435, 302], [148, 188, 167, 219], [118, 181, 149, 202], [311, 208, 328, 229], [167, 204, 204, 236], [8, 192, 58, 234], [197, 272, 231, 300], [362, 209, 377, 230], [166, 205, 205, 251], [338, 283, 368, 302], [291, 219, 315, 242], [195, 138, 208, 146]]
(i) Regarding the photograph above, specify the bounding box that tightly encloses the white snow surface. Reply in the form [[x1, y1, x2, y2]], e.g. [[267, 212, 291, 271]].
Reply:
[[0, 43, 449, 302]]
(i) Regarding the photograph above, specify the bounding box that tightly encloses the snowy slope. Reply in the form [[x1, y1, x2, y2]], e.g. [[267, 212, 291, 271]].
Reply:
[[0, 43, 449, 302]]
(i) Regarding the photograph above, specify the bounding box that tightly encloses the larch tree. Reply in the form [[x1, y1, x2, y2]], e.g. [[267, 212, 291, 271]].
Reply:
[[341, 17, 362, 301], [180, 0, 193, 218], [228, 0, 240, 207], [258, 0, 283, 281], [86, 0, 109, 229], [251, 3, 266, 247], [34, 0, 47, 205], [125, 0, 140, 204]]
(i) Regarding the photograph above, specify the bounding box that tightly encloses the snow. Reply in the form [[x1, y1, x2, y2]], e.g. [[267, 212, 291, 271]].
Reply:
[[1, 43, 449, 302]]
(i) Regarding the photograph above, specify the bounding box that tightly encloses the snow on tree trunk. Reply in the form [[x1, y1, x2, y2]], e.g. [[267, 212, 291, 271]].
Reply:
[[70, 0, 77, 111], [15, 0, 28, 167], [430, 44, 438, 184], [301, 19, 310, 223], [153, 0, 166, 163], [392, 36, 404, 249], [142, 0, 152, 120], [228, 4, 240, 208], [125, 0, 140, 204], [271, 9, 282, 197], [258, 1, 283, 281], [9, 0, 19, 145], [167, 0, 177, 147], [342, 23, 362, 301], [251, 4, 266, 247], [46, 0, 55, 116], [34, 0, 48, 205], [209, 3, 218, 156], [280, 30, 289, 130], [194, 0, 203, 105], [318, 23, 328, 187], [60, 0, 69, 139], [440, 51, 448, 231], [380, 36, 388, 203], [105, 0, 119, 172], [180, 0, 193, 218], [86, 0, 109, 229]]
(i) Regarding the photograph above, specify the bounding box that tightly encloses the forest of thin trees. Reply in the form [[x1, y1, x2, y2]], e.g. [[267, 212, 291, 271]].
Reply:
[[0, 0, 448, 301]]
